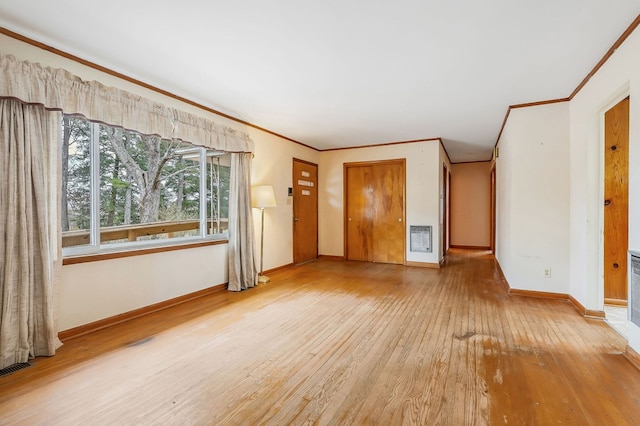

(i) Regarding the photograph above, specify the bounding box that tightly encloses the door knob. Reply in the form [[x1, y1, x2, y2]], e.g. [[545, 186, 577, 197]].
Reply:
[[294, 217, 300, 222], [604, 199, 611, 206], [398, 218, 402, 222]]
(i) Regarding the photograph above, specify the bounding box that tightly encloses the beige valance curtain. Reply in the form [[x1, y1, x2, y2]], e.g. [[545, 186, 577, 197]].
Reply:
[[0, 53, 254, 153]]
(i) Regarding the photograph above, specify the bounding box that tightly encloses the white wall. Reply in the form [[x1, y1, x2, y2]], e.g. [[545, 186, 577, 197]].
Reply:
[[567, 24, 640, 348], [0, 33, 319, 331], [450, 162, 491, 247], [496, 102, 571, 294], [319, 141, 442, 264]]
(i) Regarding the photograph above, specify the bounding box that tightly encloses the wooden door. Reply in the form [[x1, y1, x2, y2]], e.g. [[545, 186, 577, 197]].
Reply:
[[443, 164, 448, 255], [372, 162, 405, 264], [490, 166, 496, 254], [293, 159, 318, 265], [604, 97, 629, 303], [346, 166, 373, 261], [345, 160, 405, 264], [448, 170, 451, 253]]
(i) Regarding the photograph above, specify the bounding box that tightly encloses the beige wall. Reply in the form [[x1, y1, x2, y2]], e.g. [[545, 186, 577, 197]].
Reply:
[[450, 162, 491, 248], [319, 141, 442, 264], [0, 33, 319, 330], [1, 34, 450, 330]]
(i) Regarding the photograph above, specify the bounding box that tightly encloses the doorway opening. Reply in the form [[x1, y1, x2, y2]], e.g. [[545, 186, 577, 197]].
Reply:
[[602, 96, 629, 338]]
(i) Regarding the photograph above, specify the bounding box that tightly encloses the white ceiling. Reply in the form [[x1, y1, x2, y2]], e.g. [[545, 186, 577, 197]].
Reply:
[[0, 1, 639, 162]]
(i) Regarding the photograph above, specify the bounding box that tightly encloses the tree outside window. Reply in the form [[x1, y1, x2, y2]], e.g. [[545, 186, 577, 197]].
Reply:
[[61, 116, 230, 251]]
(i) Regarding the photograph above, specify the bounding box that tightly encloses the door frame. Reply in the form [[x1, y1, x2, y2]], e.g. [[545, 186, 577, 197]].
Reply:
[[448, 170, 451, 255], [292, 158, 319, 265], [601, 95, 630, 306], [443, 163, 448, 257], [343, 159, 406, 264], [490, 165, 496, 254]]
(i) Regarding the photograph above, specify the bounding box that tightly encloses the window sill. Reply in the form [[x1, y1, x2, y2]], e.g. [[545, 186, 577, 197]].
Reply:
[[62, 239, 228, 265]]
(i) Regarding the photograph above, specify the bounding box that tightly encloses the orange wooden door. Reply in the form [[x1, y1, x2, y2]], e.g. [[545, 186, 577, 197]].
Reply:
[[448, 170, 452, 254], [443, 164, 448, 255], [372, 162, 405, 264], [490, 166, 496, 254], [346, 166, 373, 261], [345, 160, 405, 264], [604, 97, 629, 303], [293, 159, 318, 265]]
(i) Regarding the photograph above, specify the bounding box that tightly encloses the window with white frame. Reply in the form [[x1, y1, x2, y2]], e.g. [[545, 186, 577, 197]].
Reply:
[[61, 115, 230, 254]]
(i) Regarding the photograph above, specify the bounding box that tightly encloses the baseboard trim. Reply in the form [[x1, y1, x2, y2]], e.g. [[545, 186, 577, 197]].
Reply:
[[405, 261, 440, 269], [318, 255, 345, 261], [509, 288, 568, 300], [568, 295, 606, 318], [605, 298, 628, 307], [264, 263, 294, 274], [624, 345, 640, 372], [494, 259, 510, 293], [568, 294, 587, 316], [58, 282, 227, 342], [494, 260, 605, 319], [585, 309, 606, 318], [450, 245, 491, 250]]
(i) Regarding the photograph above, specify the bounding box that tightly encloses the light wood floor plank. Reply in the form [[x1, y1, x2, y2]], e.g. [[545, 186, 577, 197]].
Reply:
[[1, 249, 639, 425]]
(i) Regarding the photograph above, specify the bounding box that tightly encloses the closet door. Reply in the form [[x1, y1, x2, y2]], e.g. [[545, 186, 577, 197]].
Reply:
[[346, 165, 373, 261], [345, 160, 405, 264], [372, 162, 405, 264]]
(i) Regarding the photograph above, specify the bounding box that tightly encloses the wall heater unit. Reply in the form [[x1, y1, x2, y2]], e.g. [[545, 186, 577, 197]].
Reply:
[[630, 251, 640, 328]]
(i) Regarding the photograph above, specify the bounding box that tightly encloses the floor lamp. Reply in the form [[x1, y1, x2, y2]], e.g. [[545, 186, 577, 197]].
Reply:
[[252, 185, 277, 283]]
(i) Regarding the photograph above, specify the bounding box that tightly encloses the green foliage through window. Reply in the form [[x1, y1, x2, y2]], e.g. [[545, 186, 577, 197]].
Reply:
[[62, 116, 231, 250]]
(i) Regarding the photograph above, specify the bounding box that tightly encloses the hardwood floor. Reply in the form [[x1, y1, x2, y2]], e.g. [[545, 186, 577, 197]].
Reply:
[[1, 249, 639, 425]]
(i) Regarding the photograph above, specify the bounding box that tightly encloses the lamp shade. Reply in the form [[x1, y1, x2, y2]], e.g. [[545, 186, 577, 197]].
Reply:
[[252, 185, 277, 209]]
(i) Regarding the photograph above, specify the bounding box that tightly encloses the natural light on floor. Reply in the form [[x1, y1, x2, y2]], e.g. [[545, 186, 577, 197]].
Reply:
[[605, 305, 629, 339]]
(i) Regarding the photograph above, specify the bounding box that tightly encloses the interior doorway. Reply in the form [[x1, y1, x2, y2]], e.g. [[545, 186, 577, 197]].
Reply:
[[292, 158, 318, 265], [490, 165, 496, 254], [603, 96, 629, 306], [448, 170, 451, 253], [443, 164, 448, 256]]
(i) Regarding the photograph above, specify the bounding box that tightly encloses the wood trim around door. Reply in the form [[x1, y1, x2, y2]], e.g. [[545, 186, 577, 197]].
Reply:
[[343, 159, 406, 264], [443, 163, 448, 257], [448, 170, 451, 255], [490, 165, 496, 254], [603, 97, 629, 301]]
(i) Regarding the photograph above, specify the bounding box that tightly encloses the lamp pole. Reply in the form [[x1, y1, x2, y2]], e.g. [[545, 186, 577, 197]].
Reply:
[[252, 185, 276, 284], [259, 207, 266, 282]]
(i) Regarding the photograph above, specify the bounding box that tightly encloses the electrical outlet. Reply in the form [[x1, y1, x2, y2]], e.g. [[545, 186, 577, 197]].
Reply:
[[544, 268, 551, 278]]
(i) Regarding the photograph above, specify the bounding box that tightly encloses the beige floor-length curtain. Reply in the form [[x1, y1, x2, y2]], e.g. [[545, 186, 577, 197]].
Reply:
[[0, 99, 62, 369], [227, 152, 258, 291]]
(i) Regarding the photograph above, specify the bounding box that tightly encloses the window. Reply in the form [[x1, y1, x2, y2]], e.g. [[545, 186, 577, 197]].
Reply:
[[62, 115, 230, 254]]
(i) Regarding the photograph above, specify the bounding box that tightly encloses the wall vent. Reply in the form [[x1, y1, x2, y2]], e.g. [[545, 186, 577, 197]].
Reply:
[[630, 252, 640, 328]]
